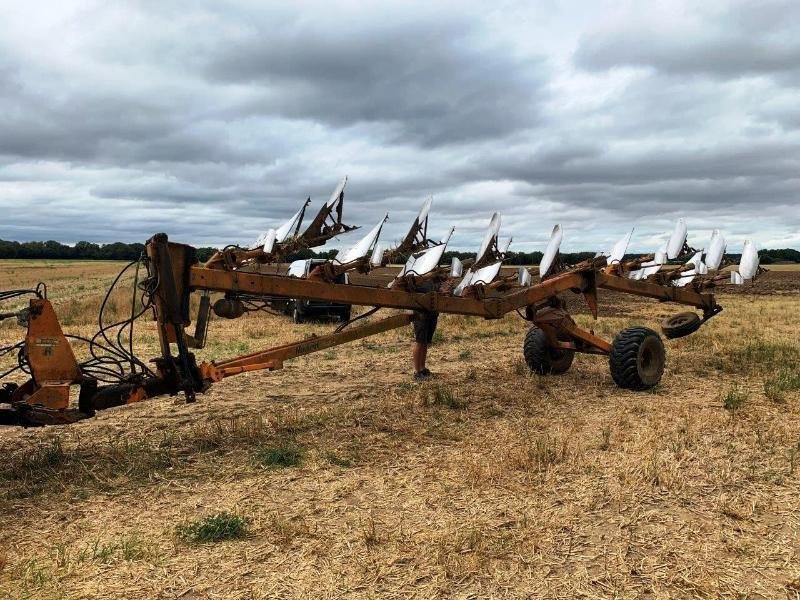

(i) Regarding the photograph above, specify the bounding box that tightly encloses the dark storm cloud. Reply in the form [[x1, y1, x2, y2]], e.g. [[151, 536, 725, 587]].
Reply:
[[204, 16, 547, 147], [0, 85, 255, 165], [485, 138, 800, 189]]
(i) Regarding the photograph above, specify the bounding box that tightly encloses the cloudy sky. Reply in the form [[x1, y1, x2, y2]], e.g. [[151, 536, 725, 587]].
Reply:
[[0, 0, 798, 253]]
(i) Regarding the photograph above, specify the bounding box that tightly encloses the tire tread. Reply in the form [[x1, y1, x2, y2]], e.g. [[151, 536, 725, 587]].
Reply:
[[609, 326, 664, 390]]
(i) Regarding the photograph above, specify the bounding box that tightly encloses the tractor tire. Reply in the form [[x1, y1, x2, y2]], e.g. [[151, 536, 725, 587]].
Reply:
[[609, 327, 665, 390], [292, 304, 305, 324], [661, 312, 702, 339], [523, 326, 574, 375]]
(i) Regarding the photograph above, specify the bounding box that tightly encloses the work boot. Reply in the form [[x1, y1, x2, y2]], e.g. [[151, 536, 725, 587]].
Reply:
[[414, 370, 432, 381]]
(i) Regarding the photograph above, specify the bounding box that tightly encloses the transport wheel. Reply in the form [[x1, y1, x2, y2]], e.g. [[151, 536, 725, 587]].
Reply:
[[661, 312, 702, 339], [292, 304, 305, 324], [523, 326, 574, 375], [609, 327, 665, 390]]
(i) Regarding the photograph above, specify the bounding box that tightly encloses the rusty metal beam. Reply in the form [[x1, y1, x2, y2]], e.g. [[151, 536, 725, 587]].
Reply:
[[595, 271, 716, 310], [191, 266, 499, 316], [201, 312, 415, 381], [190, 266, 591, 318], [495, 271, 589, 312], [533, 306, 613, 355]]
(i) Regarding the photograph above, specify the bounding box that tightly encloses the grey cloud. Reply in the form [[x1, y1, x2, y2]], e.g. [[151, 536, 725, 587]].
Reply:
[[0, 0, 797, 252], [486, 138, 800, 189], [204, 17, 548, 147], [575, 1, 800, 80]]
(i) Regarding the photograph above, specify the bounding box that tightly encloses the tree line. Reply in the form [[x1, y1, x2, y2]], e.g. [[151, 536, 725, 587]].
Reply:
[[0, 238, 797, 265], [0, 239, 220, 263]]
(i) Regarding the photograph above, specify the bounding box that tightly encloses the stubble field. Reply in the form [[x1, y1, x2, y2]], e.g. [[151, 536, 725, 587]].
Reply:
[[1, 260, 800, 599]]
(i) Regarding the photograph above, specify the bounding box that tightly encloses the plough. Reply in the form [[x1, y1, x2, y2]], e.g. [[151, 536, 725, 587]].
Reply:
[[0, 178, 762, 426]]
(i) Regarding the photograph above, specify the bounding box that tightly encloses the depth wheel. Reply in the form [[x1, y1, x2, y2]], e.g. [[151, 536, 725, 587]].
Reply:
[[523, 326, 574, 375], [609, 327, 665, 390], [661, 312, 701, 339]]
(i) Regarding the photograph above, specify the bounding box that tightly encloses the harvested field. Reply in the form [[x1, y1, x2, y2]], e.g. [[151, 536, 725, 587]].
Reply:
[[1, 260, 800, 598]]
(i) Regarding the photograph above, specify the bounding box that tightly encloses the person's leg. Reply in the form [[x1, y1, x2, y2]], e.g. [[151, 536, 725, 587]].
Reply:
[[412, 311, 432, 378], [413, 341, 427, 372], [417, 312, 438, 376]]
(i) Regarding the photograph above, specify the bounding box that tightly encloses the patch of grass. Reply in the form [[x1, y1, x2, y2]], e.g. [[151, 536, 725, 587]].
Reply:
[[0, 434, 174, 500], [644, 451, 662, 487], [8, 437, 67, 480], [255, 440, 303, 469], [119, 535, 154, 562], [271, 410, 328, 437], [325, 451, 352, 467], [192, 415, 270, 451], [764, 370, 800, 403], [508, 432, 570, 473], [361, 516, 380, 547], [396, 382, 414, 395], [109, 437, 174, 478], [0, 413, 324, 502], [458, 349, 472, 360], [512, 359, 528, 376], [600, 426, 612, 451], [268, 513, 311, 546], [432, 330, 445, 343], [89, 539, 117, 563], [714, 341, 800, 374], [423, 384, 467, 410], [21, 559, 50, 587], [176, 511, 251, 544], [723, 383, 748, 411]]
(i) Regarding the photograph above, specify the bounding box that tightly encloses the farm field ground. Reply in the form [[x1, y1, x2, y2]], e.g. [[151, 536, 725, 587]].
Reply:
[[1, 260, 800, 598]]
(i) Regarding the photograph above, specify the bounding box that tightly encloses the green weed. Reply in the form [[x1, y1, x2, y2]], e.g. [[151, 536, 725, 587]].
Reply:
[[255, 441, 303, 469], [176, 512, 251, 543], [723, 384, 748, 411]]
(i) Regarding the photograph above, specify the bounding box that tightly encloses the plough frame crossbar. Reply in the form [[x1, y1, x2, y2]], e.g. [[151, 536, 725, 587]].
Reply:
[[191, 266, 716, 318], [1, 233, 722, 427]]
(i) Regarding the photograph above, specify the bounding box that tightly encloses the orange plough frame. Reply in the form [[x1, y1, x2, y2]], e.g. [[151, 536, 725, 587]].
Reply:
[[1, 233, 722, 426]]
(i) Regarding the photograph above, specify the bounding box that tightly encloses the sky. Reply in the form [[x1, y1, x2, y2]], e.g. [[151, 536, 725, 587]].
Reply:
[[0, 0, 798, 253]]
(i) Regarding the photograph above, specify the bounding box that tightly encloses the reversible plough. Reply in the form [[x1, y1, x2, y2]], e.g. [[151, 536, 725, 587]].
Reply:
[[0, 178, 762, 426]]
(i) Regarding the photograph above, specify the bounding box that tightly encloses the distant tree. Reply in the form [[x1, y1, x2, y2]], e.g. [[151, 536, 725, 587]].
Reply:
[[196, 247, 218, 263], [0, 239, 797, 264], [759, 248, 800, 264], [74, 241, 100, 259]]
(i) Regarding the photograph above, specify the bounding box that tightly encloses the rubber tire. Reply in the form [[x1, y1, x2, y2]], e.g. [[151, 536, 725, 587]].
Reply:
[[523, 326, 575, 375], [661, 312, 702, 339], [292, 304, 305, 324], [609, 327, 665, 390]]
